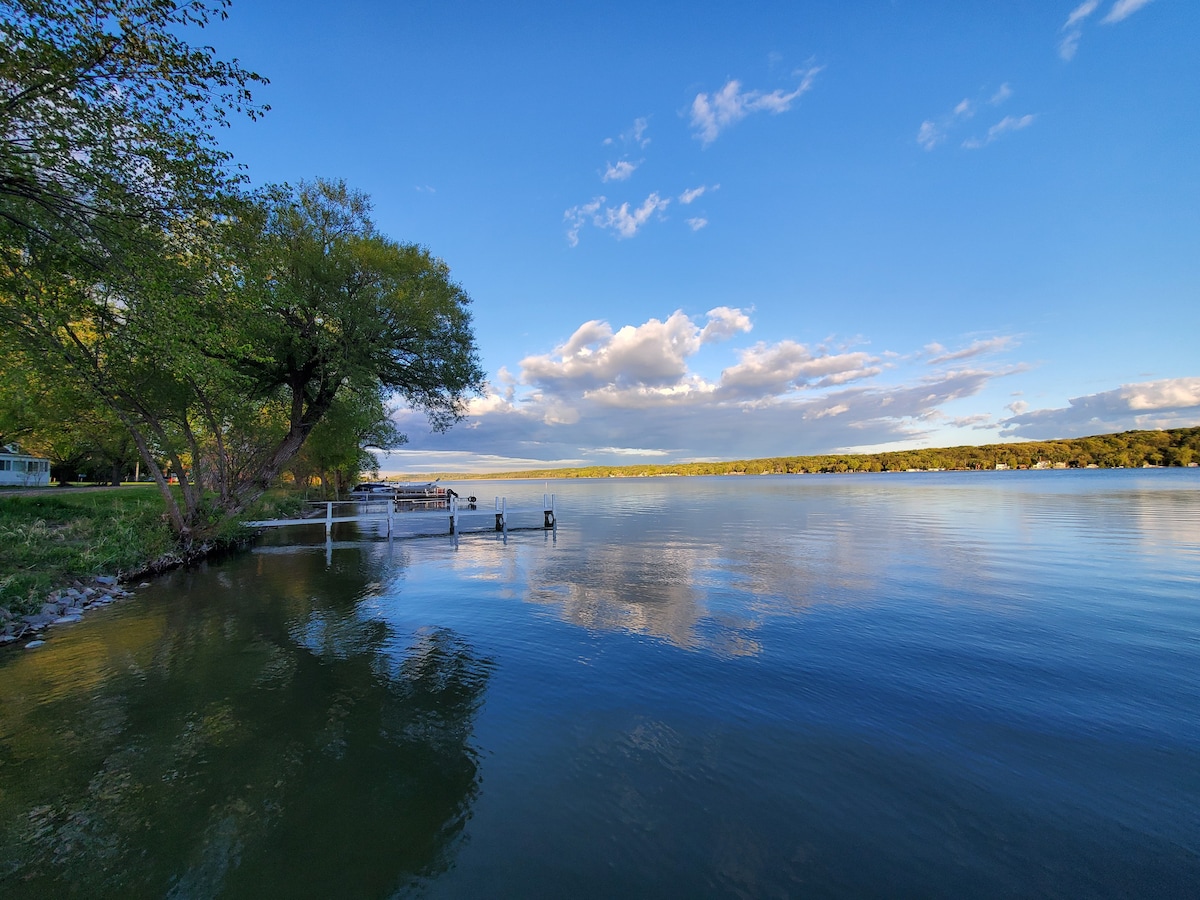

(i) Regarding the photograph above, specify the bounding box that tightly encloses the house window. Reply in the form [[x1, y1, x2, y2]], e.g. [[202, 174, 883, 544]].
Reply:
[[0, 459, 10, 471]]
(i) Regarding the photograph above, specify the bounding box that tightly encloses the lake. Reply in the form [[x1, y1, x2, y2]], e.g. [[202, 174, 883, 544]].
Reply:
[[1, 470, 1198, 897]]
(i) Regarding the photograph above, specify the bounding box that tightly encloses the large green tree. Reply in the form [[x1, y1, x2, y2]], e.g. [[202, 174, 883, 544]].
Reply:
[[2, 181, 483, 543], [2, 3, 484, 545], [287, 388, 406, 499], [0, 0, 267, 271]]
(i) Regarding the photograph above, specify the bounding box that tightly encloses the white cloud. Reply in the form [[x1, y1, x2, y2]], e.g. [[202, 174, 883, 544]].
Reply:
[[718, 340, 881, 399], [602, 160, 637, 182], [520, 309, 731, 395], [927, 336, 1016, 364], [596, 446, 671, 457], [679, 184, 718, 204], [627, 116, 651, 148], [387, 313, 1032, 467], [686, 217, 708, 231], [1059, 0, 1099, 59], [563, 193, 669, 244], [376, 449, 588, 476], [963, 114, 1036, 149], [1000, 376, 1200, 438], [1103, 0, 1155, 25], [690, 66, 822, 146], [1067, 0, 1101, 28], [564, 197, 604, 247], [917, 120, 943, 151], [951, 413, 994, 429], [1059, 30, 1084, 60], [601, 192, 669, 238], [606, 116, 651, 149], [699, 306, 753, 343], [920, 85, 1014, 150], [1060, 0, 1154, 60]]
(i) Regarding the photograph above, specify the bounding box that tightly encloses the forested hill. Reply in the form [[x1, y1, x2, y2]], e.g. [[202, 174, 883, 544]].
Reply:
[[434, 427, 1200, 480]]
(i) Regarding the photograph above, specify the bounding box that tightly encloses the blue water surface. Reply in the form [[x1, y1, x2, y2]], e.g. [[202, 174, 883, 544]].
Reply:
[[1, 469, 1198, 898]]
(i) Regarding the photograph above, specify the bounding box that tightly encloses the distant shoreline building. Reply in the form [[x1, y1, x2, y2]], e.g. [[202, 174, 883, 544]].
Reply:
[[0, 443, 51, 487]]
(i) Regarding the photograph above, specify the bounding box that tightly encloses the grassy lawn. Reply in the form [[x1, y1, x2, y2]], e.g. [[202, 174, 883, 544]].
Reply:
[[0, 486, 305, 615], [0, 487, 175, 614]]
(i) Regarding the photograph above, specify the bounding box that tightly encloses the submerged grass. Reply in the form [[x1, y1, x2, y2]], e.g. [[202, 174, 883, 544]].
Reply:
[[0, 487, 305, 615]]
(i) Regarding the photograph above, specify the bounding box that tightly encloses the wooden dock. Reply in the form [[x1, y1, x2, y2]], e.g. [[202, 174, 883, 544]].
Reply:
[[246, 494, 557, 537]]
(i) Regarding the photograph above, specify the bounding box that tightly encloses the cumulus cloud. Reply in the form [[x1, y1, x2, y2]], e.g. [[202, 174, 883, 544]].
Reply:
[[563, 192, 669, 244], [602, 160, 637, 182], [962, 114, 1036, 149], [686, 217, 708, 231], [387, 313, 1030, 467], [690, 66, 822, 145], [718, 341, 881, 399], [1000, 376, 1200, 439], [393, 367, 1009, 467], [699, 306, 753, 342], [520, 308, 750, 397]]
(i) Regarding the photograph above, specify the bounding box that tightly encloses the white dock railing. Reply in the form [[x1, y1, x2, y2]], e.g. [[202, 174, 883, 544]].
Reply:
[[247, 494, 556, 537]]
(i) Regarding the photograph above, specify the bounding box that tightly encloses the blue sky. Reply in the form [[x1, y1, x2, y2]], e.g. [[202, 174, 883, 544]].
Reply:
[[207, 0, 1198, 473]]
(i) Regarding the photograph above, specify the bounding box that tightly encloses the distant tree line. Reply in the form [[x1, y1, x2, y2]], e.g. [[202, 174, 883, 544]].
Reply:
[[462, 428, 1200, 480]]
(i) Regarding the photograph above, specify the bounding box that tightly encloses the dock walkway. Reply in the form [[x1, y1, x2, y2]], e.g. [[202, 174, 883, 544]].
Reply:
[[246, 494, 557, 537]]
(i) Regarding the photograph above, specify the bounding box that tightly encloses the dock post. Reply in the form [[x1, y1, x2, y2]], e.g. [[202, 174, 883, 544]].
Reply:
[[387, 499, 394, 536], [326, 501, 333, 535], [543, 493, 556, 529], [449, 495, 457, 534], [495, 496, 506, 532]]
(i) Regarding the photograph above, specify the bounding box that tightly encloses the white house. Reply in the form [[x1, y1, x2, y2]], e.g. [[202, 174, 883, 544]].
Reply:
[[0, 443, 51, 487]]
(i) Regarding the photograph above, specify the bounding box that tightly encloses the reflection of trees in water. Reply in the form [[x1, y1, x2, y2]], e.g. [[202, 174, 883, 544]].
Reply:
[[0, 544, 493, 899]]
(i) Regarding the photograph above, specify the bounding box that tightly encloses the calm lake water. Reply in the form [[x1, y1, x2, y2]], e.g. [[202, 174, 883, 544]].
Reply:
[[1, 470, 1198, 898]]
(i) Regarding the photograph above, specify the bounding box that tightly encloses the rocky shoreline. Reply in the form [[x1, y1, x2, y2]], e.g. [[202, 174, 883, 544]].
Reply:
[[0, 574, 151, 650], [0, 535, 257, 651]]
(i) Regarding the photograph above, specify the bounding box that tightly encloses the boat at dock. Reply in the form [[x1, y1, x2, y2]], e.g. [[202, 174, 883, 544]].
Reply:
[[349, 481, 477, 507]]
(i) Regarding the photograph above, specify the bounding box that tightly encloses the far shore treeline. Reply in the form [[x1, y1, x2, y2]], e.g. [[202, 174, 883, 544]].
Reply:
[[410, 427, 1200, 481]]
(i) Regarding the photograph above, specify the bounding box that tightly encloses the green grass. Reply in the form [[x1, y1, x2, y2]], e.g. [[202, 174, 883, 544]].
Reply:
[[0, 489, 176, 614], [0, 487, 306, 615]]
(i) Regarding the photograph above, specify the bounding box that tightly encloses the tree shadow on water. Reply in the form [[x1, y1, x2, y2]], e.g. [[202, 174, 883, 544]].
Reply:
[[0, 608, 493, 900]]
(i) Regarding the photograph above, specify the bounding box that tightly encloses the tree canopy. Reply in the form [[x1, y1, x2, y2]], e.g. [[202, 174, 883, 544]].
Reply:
[[0, 0, 267, 269], [1, 2, 484, 547], [3, 180, 484, 540]]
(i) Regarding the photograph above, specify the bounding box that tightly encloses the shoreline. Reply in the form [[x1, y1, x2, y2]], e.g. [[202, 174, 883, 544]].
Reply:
[[0, 534, 259, 652]]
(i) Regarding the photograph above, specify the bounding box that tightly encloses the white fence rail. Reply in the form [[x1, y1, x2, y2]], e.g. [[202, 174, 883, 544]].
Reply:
[[247, 494, 556, 537]]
